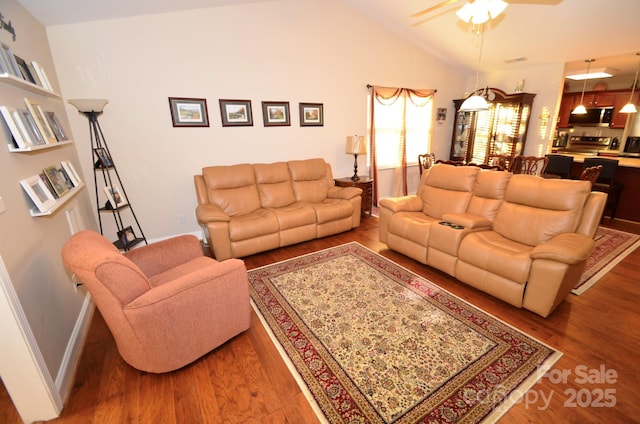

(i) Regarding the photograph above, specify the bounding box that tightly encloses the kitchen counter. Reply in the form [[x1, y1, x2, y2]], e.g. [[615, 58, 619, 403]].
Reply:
[[564, 153, 640, 168]]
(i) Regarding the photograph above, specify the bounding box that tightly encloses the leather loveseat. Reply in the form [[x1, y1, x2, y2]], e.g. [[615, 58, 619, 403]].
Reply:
[[379, 163, 607, 317], [194, 158, 362, 260]]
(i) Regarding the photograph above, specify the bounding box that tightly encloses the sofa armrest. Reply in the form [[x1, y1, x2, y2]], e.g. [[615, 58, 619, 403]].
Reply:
[[441, 212, 492, 229], [530, 233, 595, 265], [196, 204, 231, 223], [379, 195, 423, 212], [125, 234, 204, 278], [327, 186, 362, 199]]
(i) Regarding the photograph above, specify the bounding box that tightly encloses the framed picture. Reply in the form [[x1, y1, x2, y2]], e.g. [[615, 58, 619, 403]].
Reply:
[[45, 112, 69, 141], [299, 103, 324, 126], [93, 147, 113, 168], [168, 97, 209, 127], [103, 185, 127, 209], [20, 175, 57, 213], [261, 101, 290, 127], [19, 109, 46, 145], [24, 98, 57, 144], [43, 165, 71, 198], [117, 226, 137, 248], [1, 43, 21, 78], [0, 106, 29, 148], [14, 55, 37, 84], [61, 160, 81, 187], [219, 99, 253, 127]]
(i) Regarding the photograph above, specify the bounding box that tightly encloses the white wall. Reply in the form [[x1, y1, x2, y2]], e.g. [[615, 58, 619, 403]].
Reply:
[[46, 0, 467, 239]]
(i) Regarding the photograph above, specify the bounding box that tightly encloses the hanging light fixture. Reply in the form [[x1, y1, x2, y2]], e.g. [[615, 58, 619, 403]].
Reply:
[[620, 52, 640, 114], [460, 26, 489, 112], [456, 0, 508, 25], [571, 59, 594, 115]]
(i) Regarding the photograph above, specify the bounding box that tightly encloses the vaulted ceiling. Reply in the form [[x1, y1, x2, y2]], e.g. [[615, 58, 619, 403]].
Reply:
[[16, 0, 640, 78]]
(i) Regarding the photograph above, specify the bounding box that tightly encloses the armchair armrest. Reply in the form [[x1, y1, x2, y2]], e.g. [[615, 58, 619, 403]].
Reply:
[[124, 234, 204, 278], [327, 186, 362, 199], [125, 258, 247, 310], [196, 204, 231, 223], [530, 233, 595, 265], [379, 195, 423, 212]]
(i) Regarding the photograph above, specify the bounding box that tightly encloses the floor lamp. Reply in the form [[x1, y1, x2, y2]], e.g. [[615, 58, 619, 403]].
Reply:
[[68, 99, 146, 249]]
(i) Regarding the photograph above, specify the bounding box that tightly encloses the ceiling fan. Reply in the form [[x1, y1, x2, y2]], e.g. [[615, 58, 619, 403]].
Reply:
[[411, 0, 560, 27]]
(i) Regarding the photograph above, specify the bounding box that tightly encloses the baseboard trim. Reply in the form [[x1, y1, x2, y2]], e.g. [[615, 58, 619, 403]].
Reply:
[[54, 293, 94, 404]]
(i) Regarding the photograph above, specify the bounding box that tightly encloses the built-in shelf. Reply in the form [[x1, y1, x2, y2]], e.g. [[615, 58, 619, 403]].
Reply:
[[29, 182, 85, 217], [0, 73, 60, 98], [8, 139, 73, 152]]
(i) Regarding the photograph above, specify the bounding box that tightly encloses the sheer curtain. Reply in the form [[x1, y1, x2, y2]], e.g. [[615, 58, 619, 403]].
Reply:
[[368, 86, 435, 204]]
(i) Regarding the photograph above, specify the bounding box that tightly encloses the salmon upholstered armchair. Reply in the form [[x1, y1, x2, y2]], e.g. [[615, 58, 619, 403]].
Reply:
[[62, 230, 251, 373]]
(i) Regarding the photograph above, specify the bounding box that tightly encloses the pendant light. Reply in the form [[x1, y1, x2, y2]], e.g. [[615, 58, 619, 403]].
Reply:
[[460, 26, 489, 112], [620, 52, 640, 114], [571, 59, 594, 115]]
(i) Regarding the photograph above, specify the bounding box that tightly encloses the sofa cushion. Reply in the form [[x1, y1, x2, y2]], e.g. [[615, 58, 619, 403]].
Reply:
[[388, 211, 438, 246], [288, 158, 332, 203], [254, 162, 296, 208], [466, 170, 512, 221], [493, 175, 591, 246], [458, 231, 532, 284], [419, 164, 479, 218], [228, 209, 279, 241], [203, 164, 261, 216], [312, 199, 353, 224]]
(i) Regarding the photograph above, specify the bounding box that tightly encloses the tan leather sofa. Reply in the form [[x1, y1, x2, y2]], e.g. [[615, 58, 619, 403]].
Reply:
[[379, 163, 607, 317], [194, 158, 362, 260]]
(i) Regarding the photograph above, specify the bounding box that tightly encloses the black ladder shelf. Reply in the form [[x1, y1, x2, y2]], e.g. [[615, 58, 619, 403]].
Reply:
[[87, 111, 147, 251]]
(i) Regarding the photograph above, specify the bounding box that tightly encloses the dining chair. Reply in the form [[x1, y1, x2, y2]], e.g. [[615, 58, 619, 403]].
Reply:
[[418, 153, 436, 175], [512, 155, 549, 176], [486, 154, 513, 171], [579, 164, 603, 186], [582, 157, 623, 220]]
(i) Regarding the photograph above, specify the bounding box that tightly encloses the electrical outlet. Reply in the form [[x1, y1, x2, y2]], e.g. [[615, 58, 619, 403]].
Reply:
[[178, 214, 185, 224]]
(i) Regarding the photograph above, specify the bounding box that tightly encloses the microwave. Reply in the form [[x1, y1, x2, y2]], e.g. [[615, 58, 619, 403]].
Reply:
[[568, 107, 613, 126]]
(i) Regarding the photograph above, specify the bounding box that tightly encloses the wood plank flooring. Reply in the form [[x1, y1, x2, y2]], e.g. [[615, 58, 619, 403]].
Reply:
[[2, 217, 639, 423]]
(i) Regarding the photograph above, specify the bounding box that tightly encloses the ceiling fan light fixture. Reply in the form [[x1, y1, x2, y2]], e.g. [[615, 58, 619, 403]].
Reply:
[[456, 0, 507, 24]]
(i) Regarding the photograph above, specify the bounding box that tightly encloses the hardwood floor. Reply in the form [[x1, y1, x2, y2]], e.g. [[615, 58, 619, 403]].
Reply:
[[2, 217, 640, 423]]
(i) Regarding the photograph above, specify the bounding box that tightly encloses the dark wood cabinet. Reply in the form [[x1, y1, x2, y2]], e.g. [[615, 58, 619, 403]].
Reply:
[[334, 177, 373, 216], [450, 88, 536, 164], [611, 90, 640, 128], [558, 89, 638, 129]]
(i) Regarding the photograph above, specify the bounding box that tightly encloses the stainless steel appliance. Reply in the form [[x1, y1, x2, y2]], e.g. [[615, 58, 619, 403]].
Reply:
[[621, 136, 640, 157], [568, 107, 613, 127], [560, 136, 612, 155]]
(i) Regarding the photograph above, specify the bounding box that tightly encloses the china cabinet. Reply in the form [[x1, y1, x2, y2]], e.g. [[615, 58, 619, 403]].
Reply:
[[450, 88, 536, 165]]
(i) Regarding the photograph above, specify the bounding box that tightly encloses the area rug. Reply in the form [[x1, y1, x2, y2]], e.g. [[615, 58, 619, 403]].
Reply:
[[574, 226, 640, 295], [248, 242, 562, 423]]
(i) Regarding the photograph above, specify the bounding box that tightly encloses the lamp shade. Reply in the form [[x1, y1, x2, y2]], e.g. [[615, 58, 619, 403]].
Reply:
[[571, 104, 587, 115], [619, 103, 638, 114], [68, 98, 109, 113], [345, 135, 367, 154], [459, 94, 489, 112]]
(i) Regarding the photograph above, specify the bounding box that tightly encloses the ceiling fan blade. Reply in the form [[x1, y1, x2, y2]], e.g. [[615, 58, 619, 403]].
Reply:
[[411, 0, 460, 18]]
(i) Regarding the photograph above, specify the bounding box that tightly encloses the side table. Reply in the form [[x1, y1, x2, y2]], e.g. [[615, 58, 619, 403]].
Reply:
[[334, 177, 373, 216]]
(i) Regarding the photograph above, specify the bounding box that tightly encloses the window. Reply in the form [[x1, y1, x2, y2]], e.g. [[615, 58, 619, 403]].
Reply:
[[369, 88, 433, 169]]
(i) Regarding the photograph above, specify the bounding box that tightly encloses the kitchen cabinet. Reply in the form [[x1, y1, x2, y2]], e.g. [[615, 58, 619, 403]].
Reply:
[[582, 91, 616, 107], [450, 88, 536, 164], [557, 93, 579, 128], [611, 90, 640, 128]]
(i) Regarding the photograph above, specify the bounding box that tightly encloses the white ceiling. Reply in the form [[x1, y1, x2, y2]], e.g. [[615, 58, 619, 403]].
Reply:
[[16, 0, 640, 78]]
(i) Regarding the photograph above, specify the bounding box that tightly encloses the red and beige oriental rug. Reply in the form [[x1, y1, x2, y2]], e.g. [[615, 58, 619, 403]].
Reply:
[[574, 226, 640, 295], [248, 242, 561, 423]]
